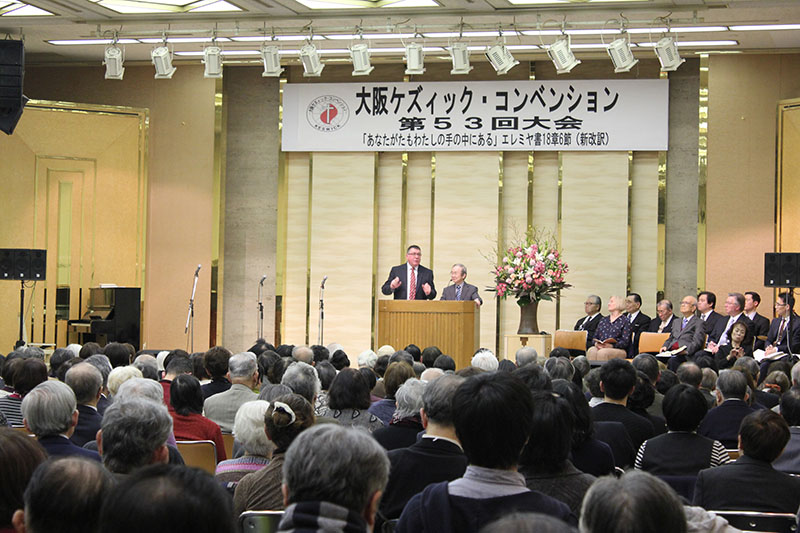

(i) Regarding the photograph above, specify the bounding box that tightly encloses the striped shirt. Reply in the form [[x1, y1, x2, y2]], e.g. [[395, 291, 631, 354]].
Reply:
[[0, 394, 23, 427]]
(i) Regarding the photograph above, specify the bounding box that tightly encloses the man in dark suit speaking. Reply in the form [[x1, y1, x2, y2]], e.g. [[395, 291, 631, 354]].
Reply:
[[382, 245, 436, 300], [440, 263, 482, 305]]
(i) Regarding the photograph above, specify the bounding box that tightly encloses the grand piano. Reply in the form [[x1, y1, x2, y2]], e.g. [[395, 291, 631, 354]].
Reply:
[[67, 287, 141, 350]]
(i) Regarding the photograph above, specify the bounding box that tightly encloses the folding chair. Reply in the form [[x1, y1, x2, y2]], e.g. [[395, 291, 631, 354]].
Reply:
[[553, 330, 588, 352], [175, 440, 217, 475], [711, 510, 798, 533], [238, 511, 284, 533], [638, 332, 670, 354], [222, 432, 235, 460]]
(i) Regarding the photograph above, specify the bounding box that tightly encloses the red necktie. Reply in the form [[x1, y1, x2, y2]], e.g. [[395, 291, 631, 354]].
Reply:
[[409, 268, 416, 300]]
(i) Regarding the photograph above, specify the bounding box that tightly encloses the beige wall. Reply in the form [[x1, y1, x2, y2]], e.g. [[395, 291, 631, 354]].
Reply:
[[24, 65, 217, 350], [706, 54, 800, 313]]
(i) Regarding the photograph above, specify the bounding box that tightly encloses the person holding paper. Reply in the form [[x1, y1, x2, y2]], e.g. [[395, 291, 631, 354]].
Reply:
[[758, 292, 800, 377], [661, 296, 706, 372], [586, 295, 632, 362]]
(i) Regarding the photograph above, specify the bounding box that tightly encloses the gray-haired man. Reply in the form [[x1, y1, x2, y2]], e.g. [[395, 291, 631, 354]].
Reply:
[[440, 264, 482, 305], [203, 351, 259, 432]]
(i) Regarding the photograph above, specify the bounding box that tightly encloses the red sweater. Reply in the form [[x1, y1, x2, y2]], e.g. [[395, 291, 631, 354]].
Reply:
[[170, 411, 227, 462]]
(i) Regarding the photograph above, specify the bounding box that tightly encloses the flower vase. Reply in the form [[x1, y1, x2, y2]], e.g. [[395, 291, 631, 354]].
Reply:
[[517, 298, 539, 335]]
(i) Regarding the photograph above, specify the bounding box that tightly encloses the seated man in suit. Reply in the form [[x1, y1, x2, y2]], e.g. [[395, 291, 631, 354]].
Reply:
[[693, 409, 800, 513], [377, 374, 468, 529], [381, 245, 436, 300], [744, 291, 771, 351], [21, 380, 101, 461], [64, 362, 104, 447], [695, 291, 724, 349], [695, 293, 754, 367], [397, 373, 576, 532], [697, 369, 754, 449], [592, 359, 655, 452], [203, 352, 259, 433], [625, 293, 651, 357], [647, 300, 678, 335], [440, 263, 482, 305], [573, 295, 603, 355], [662, 296, 707, 372], [773, 386, 800, 474], [760, 292, 800, 379]]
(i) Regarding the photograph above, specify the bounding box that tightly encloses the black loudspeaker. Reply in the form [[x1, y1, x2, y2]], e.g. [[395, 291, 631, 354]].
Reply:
[[0, 248, 13, 280], [0, 40, 25, 136], [12, 249, 31, 280], [780, 253, 800, 287], [30, 249, 46, 280], [765, 253, 781, 287]]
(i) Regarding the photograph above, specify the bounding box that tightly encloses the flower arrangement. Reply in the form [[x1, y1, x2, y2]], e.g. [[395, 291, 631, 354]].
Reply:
[[490, 228, 570, 306]]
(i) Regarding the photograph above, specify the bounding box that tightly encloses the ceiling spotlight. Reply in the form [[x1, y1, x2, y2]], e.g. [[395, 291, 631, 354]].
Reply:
[[151, 46, 176, 79], [404, 42, 425, 75], [103, 44, 124, 80], [654, 36, 685, 72], [547, 36, 580, 74], [300, 43, 324, 77], [449, 42, 473, 75], [349, 42, 374, 76], [485, 43, 519, 75], [606, 34, 638, 73], [203, 45, 223, 78], [260, 44, 283, 77]]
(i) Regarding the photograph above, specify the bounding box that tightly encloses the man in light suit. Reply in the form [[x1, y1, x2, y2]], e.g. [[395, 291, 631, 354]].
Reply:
[[625, 293, 651, 357], [661, 296, 706, 372], [440, 263, 482, 305], [203, 351, 258, 432], [381, 245, 436, 300]]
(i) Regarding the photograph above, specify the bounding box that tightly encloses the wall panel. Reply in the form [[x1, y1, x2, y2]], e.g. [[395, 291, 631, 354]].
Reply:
[[631, 151, 660, 314], [560, 152, 630, 325], [283, 153, 310, 346]]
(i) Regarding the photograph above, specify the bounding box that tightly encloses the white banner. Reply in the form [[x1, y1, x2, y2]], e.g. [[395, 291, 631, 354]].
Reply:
[[282, 79, 668, 152]]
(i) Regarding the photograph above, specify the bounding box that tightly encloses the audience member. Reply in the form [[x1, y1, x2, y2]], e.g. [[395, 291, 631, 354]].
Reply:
[[215, 400, 273, 491], [377, 374, 467, 528], [279, 424, 390, 533], [203, 352, 259, 432], [580, 471, 687, 533], [159, 354, 192, 408], [497, 359, 517, 373], [169, 374, 226, 462], [592, 359, 655, 451], [330, 349, 351, 371], [574, 294, 603, 353], [64, 363, 104, 447], [328, 368, 383, 432], [358, 349, 378, 369], [662, 295, 706, 372], [79, 342, 103, 360], [97, 397, 173, 475], [513, 363, 552, 392], [583, 368, 603, 407], [744, 291, 770, 351], [481, 512, 578, 533], [99, 464, 234, 533], [47, 348, 72, 379], [311, 345, 330, 365], [132, 354, 159, 380], [515, 346, 538, 367], [693, 410, 800, 513], [234, 394, 315, 515], [404, 344, 422, 362], [550, 380, 614, 477], [373, 378, 426, 451], [85, 354, 113, 414], [12, 456, 113, 533], [699, 367, 718, 409], [762, 370, 790, 397], [676, 361, 702, 388], [471, 349, 498, 372], [413, 361, 426, 378], [733, 356, 778, 409], [292, 345, 314, 364], [714, 322, 753, 371], [433, 354, 456, 373], [107, 365, 143, 398], [647, 299, 678, 335], [0, 427, 46, 531], [421, 346, 442, 368], [0, 358, 47, 426], [258, 383, 292, 402], [631, 353, 663, 417], [281, 361, 321, 407], [519, 391, 595, 517], [21, 380, 100, 461], [103, 342, 131, 368], [773, 386, 800, 474], [624, 293, 650, 357], [571, 356, 590, 382], [200, 346, 231, 400], [397, 373, 576, 532], [697, 369, 754, 448], [315, 360, 336, 414], [635, 383, 729, 476], [419, 367, 444, 382], [369, 361, 415, 426]]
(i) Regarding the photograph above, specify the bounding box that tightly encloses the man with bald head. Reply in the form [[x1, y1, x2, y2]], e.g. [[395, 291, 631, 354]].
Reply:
[[661, 295, 707, 372], [291, 346, 314, 365], [64, 363, 104, 447]]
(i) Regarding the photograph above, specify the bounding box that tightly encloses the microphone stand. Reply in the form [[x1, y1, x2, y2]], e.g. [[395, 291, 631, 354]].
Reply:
[[257, 275, 266, 340], [318, 276, 327, 346], [185, 265, 200, 353]]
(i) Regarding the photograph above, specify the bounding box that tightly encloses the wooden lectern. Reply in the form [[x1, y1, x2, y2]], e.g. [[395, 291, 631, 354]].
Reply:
[[378, 301, 479, 369]]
